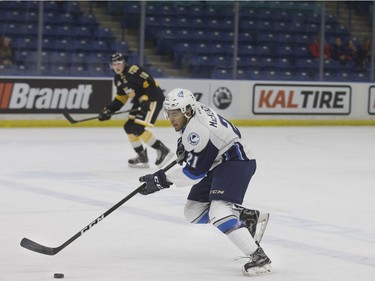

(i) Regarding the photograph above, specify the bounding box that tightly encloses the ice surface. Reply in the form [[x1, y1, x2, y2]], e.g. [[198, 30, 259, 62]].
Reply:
[[1, 126, 374, 281]]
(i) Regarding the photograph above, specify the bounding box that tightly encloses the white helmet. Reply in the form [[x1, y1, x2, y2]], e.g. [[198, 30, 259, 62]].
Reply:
[[164, 88, 196, 118]]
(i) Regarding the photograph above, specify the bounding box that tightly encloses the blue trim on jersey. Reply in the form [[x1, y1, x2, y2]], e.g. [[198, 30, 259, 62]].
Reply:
[[217, 218, 239, 233], [182, 166, 206, 180], [234, 143, 244, 160], [222, 142, 249, 161]]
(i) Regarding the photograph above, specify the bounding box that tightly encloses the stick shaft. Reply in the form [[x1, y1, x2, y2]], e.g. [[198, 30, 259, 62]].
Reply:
[[20, 159, 178, 255], [63, 108, 139, 124]]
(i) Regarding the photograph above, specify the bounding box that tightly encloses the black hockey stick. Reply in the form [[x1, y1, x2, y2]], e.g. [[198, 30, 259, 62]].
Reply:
[[63, 108, 140, 124], [20, 159, 178, 255]]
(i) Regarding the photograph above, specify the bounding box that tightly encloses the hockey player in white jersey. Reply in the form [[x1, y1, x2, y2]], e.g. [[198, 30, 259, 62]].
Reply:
[[139, 88, 272, 276]]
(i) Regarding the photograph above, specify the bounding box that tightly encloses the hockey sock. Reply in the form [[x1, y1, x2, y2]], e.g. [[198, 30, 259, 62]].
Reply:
[[228, 227, 258, 256], [128, 134, 143, 150], [139, 130, 157, 147]]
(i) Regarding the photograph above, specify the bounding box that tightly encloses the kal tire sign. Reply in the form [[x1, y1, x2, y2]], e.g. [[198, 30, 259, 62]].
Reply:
[[253, 84, 351, 115], [0, 78, 112, 113]]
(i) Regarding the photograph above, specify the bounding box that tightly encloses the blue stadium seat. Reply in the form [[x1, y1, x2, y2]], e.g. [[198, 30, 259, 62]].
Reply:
[[76, 14, 99, 32], [69, 53, 88, 67], [54, 39, 75, 52], [276, 57, 293, 71], [48, 52, 70, 66], [111, 41, 131, 55], [214, 56, 233, 68], [68, 66, 90, 76], [62, 1, 83, 20], [58, 13, 76, 26], [255, 45, 272, 57], [44, 12, 61, 26], [73, 26, 92, 40], [73, 39, 92, 52], [208, 31, 234, 43], [147, 67, 166, 78], [95, 27, 116, 45], [258, 57, 276, 71], [211, 68, 232, 79], [42, 38, 57, 51], [237, 56, 262, 68], [238, 44, 257, 57], [293, 71, 316, 81], [275, 45, 295, 58], [295, 58, 319, 72], [239, 32, 254, 43], [44, 1, 60, 13]]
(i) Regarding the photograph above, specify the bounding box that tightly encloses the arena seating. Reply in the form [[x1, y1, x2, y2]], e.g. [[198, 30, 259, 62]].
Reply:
[[119, 1, 363, 81], [0, 1, 369, 80], [0, 1, 134, 77]]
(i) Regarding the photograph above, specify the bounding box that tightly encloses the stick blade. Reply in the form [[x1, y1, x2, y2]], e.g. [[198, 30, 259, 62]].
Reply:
[[62, 112, 77, 124], [20, 238, 58, 255]]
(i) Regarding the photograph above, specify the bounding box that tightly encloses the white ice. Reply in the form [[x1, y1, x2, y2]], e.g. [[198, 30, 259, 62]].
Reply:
[[0, 126, 374, 281]]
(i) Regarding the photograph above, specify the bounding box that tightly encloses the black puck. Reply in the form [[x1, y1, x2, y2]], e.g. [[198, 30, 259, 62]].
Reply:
[[54, 273, 64, 278]]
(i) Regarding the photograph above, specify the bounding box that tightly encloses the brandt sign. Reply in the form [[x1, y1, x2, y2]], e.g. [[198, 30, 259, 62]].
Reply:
[[253, 84, 351, 115], [0, 78, 112, 114]]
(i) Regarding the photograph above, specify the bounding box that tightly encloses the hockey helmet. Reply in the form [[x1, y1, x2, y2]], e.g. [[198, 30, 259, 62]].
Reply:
[[164, 88, 196, 119], [109, 52, 125, 69]]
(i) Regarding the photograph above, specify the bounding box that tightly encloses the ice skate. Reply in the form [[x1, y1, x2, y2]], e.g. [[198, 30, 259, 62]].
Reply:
[[155, 142, 173, 167], [128, 149, 149, 168], [243, 245, 272, 277], [234, 205, 270, 243]]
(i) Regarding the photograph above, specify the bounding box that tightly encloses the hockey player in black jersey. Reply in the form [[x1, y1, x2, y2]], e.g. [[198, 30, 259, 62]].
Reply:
[[98, 53, 173, 168]]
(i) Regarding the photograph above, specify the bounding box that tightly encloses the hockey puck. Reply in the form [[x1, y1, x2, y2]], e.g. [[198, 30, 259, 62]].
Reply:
[[54, 273, 64, 279]]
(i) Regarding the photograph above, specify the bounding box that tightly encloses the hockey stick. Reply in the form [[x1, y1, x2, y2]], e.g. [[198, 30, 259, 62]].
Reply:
[[63, 108, 139, 124], [20, 159, 178, 255]]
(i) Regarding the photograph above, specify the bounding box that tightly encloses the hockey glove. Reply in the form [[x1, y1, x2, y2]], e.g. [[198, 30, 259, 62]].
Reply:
[[98, 106, 113, 121], [176, 137, 186, 165], [139, 170, 172, 195], [140, 101, 150, 114]]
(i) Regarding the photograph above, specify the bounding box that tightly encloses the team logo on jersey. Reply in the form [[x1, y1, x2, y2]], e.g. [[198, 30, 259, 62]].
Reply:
[[213, 87, 232, 109], [187, 132, 200, 146]]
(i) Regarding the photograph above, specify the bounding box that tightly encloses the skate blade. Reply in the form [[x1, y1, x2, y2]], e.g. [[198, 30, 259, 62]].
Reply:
[[156, 152, 174, 168], [128, 163, 150, 168], [254, 213, 270, 243], [243, 264, 273, 277]]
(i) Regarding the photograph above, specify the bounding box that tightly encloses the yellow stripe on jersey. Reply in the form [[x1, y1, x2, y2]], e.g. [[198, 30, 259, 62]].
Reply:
[[134, 101, 156, 127], [115, 94, 129, 104], [139, 94, 149, 103]]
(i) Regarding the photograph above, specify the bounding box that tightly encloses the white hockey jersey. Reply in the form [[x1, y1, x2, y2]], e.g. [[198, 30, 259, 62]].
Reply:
[[167, 102, 254, 187]]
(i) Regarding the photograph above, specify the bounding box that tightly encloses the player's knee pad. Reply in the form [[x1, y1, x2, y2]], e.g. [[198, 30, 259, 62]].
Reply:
[[209, 200, 240, 234], [184, 200, 210, 224], [124, 121, 145, 137]]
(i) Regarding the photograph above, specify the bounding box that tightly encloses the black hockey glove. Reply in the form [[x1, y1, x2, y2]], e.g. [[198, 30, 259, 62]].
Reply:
[[98, 106, 113, 121], [176, 137, 186, 165], [140, 101, 150, 113], [139, 170, 172, 195]]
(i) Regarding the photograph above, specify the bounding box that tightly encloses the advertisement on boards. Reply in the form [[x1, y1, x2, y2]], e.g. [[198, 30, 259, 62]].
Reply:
[[158, 79, 242, 119], [369, 86, 375, 115], [253, 84, 351, 115], [0, 77, 112, 113]]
